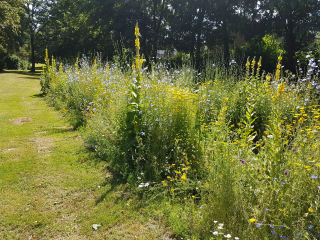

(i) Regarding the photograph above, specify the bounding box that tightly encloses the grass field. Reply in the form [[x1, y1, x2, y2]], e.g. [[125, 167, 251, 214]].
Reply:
[[0, 67, 173, 240]]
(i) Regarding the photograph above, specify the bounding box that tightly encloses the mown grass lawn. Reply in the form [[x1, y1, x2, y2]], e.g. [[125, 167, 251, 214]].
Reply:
[[0, 67, 172, 240]]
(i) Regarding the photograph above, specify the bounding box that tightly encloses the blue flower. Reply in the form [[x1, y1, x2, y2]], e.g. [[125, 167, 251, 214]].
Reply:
[[311, 175, 318, 179], [273, 178, 277, 180], [270, 225, 274, 228], [141, 132, 145, 136], [265, 208, 269, 211], [279, 226, 283, 229], [281, 182, 285, 185], [308, 225, 313, 229], [272, 231, 276, 234], [256, 223, 262, 228], [297, 233, 302, 237]]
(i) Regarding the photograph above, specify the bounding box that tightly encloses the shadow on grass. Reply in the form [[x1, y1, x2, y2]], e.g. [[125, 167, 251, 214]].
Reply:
[[0, 69, 42, 80], [31, 93, 45, 98], [44, 127, 76, 135], [95, 165, 127, 205]]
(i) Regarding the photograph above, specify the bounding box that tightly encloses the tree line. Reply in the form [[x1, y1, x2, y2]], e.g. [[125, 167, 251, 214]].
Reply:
[[1, 0, 319, 72]]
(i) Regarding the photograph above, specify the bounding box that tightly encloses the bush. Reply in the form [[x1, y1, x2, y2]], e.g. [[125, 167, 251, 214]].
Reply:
[[5, 54, 21, 70], [239, 35, 283, 73], [19, 60, 31, 70]]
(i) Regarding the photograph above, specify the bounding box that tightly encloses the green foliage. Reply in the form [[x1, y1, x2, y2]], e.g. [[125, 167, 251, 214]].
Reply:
[[259, 0, 320, 70], [169, 51, 190, 68], [19, 60, 30, 70], [0, 0, 24, 54], [4, 54, 21, 69], [239, 35, 283, 73], [295, 42, 320, 71], [41, 48, 320, 239]]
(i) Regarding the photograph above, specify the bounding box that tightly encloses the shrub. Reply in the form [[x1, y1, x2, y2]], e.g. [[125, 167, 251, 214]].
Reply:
[[239, 35, 283, 73], [5, 54, 21, 70], [19, 60, 30, 70]]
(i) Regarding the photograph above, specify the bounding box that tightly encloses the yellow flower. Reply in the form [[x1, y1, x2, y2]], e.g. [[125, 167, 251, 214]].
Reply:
[[266, 74, 271, 82], [135, 24, 139, 37], [249, 218, 255, 223], [258, 57, 262, 67], [278, 55, 282, 61], [181, 174, 187, 181], [277, 83, 285, 96], [298, 117, 305, 124]]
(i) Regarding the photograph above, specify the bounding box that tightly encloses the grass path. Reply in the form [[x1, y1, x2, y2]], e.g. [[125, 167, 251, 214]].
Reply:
[[0, 69, 172, 239]]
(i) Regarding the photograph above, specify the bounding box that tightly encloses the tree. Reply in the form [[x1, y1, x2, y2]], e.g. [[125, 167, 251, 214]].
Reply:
[[37, 0, 95, 61], [0, 0, 24, 58], [259, 0, 320, 71], [170, 0, 211, 69], [23, 0, 51, 72]]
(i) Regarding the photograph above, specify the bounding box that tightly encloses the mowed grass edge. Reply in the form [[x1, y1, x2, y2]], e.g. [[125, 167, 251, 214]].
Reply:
[[0, 68, 173, 240]]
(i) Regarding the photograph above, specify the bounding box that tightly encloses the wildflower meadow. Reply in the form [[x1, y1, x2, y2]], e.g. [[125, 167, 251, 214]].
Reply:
[[40, 25, 320, 239]]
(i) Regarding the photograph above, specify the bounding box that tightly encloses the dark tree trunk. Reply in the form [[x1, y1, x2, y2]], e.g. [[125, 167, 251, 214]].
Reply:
[[141, 36, 149, 67], [285, 18, 295, 72], [222, 16, 229, 63], [152, 1, 157, 63], [195, 8, 205, 70], [190, 32, 196, 66], [221, 2, 229, 63], [31, 32, 35, 72], [152, 0, 166, 64]]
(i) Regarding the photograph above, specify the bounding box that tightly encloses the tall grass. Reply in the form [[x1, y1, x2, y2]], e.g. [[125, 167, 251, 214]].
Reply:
[[41, 26, 320, 239]]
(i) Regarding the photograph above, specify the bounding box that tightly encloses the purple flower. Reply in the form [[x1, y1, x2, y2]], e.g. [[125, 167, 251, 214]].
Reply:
[[284, 171, 289, 174], [293, 147, 297, 152], [240, 159, 246, 164]]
